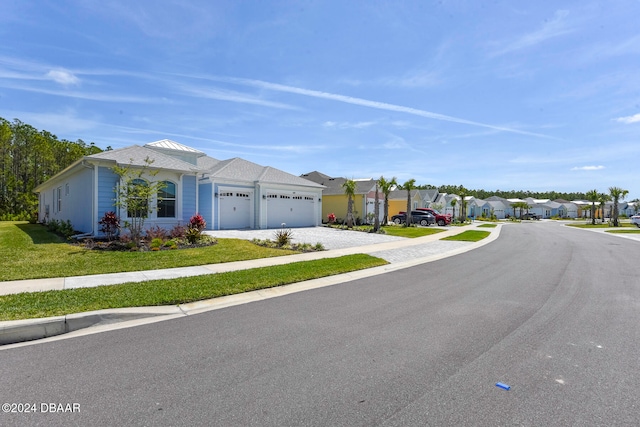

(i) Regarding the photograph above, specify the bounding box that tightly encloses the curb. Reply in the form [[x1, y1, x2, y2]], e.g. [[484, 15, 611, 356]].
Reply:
[[0, 307, 181, 345]]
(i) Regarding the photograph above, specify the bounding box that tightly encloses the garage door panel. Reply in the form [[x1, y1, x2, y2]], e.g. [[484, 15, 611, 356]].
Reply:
[[219, 191, 252, 229], [267, 194, 315, 228]]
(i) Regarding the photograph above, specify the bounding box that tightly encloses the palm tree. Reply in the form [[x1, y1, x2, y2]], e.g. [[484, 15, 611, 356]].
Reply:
[[450, 198, 457, 222], [631, 198, 640, 216], [458, 190, 468, 223], [342, 179, 357, 228], [399, 178, 416, 226], [378, 175, 397, 225], [373, 181, 381, 232], [599, 193, 611, 224], [585, 189, 599, 225], [609, 186, 629, 227]]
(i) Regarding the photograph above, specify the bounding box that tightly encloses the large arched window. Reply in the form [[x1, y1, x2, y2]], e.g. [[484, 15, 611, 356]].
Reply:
[[157, 181, 176, 218], [127, 178, 149, 218]]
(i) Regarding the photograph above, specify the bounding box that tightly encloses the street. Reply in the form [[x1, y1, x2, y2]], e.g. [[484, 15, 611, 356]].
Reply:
[[2, 222, 639, 426]]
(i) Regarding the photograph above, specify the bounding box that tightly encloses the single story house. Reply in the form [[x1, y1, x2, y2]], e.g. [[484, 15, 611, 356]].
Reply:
[[300, 172, 383, 224], [34, 139, 324, 235]]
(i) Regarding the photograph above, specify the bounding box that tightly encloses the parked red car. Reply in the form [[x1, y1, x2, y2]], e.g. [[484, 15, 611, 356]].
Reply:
[[415, 208, 451, 226]]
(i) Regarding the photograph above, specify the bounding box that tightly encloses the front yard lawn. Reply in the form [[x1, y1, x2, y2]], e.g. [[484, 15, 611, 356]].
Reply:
[[0, 254, 388, 320], [1, 222, 298, 281], [477, 224, 497, 228]]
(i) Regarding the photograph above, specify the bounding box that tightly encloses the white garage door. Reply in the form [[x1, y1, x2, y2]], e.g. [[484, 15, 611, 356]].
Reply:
[[266, 193, 315, 228], [219, 191, 252, 229]]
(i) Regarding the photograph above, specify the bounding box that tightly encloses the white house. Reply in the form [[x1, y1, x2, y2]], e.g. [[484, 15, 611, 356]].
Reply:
[[34, 139, 324, 235]]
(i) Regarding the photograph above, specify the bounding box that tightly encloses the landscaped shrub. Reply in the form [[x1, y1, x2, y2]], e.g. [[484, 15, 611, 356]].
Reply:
[[170, 224, 186, 238], [274, 225, 293, 247], [98, 211, 120, 241], [189, 213, 206, 231], [46, 219, 75, 239], [145, 225, 167, 240], [185, 226, 201, 244], [150, 237, 164, 250]]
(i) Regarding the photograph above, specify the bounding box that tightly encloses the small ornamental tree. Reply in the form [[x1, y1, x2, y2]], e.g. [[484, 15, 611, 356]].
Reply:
[[112, 157, 166, 244], [98, 211, 120, 241]]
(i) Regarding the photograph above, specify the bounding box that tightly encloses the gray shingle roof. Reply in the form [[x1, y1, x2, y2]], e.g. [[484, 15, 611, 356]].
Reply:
[[88, 145, 201, 173], [207, 158, 323, 188]]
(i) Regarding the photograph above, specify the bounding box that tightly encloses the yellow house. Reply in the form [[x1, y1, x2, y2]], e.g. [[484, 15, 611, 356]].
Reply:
[[387, 189, 423, 216], [300, 171, 381, 224]]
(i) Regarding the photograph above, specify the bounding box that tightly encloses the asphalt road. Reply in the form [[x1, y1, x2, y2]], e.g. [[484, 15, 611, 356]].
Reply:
[[1, 222, 639, 426]]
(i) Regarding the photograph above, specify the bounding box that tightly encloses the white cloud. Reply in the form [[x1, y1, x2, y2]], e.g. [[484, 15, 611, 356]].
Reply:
[[46, 69, 80, 86], [491, 10, 573, 56], [614, 113, 640, 124], [208, 76, 553, 139], [323, 121, 375, 129], [571, 165, 605, 171]]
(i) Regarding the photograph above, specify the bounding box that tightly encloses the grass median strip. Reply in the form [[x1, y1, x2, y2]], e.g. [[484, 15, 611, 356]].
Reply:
[[381, 226, 444, 238], [477, 223, 497, 228], [0, 254, 388, 321], [440, 230, 490, 242]]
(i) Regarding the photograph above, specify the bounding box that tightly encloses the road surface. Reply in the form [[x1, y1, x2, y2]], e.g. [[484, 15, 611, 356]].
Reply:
[[1, 222, 639, 426]]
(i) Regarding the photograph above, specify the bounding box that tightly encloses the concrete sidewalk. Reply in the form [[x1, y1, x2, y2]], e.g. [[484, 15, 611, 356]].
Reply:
[[0, 223, 501, 347]]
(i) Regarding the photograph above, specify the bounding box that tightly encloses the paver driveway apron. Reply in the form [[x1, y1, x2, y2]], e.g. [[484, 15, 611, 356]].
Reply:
[[205, 226, 406, 250]]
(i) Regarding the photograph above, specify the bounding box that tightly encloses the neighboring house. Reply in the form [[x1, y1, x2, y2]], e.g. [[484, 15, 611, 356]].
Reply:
[[387, 189, 423, 216], [435, 193, 460, 217], [484, 196, 511, 219], [418, 189, 439, 207], [35, 139, 324, 235], [300, 172, 382, 224]]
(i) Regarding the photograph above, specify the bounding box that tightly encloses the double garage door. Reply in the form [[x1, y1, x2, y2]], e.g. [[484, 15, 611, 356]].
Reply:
[[218, 189, 317, 229], [266, 193, 316, 228]]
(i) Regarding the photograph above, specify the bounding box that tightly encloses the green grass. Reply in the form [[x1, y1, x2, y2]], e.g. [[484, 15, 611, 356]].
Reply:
[[605, 229, 640, 234], [381, 226, 444, 238], [477, 223, 497, 228], [441, 230, 490, 242], [0, 222, 300, 281], [566, 222, 635, 229], [0, 254, 388, 320]]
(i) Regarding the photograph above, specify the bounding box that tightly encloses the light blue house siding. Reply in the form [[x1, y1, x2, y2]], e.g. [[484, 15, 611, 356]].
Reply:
[[199, 182, 213, 230], [97, 166, 119, 220], [182, 175, 197, 221]]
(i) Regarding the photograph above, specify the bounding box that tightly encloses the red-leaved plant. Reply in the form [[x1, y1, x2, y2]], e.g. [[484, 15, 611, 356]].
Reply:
[[189, 213, 206, 231], [98, 211, 120, 241], [186, 213, 206, 244]]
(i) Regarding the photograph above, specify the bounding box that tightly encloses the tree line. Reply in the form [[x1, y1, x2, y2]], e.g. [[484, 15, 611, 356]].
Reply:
[[0, 117, 107, 220], [436, 185, 587, 201]]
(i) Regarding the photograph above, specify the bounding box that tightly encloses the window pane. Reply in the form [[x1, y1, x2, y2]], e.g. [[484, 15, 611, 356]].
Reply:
[[158, 200, 176, 218], [158, 181, 176, 199], [157, 181, 176, 218]]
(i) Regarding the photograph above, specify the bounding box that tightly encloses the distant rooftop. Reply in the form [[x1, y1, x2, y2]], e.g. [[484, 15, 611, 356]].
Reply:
[[145, 139, 205, 155]]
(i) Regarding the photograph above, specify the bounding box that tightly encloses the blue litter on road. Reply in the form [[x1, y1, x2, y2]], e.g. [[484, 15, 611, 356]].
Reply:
[[496, 382, 511, 390]]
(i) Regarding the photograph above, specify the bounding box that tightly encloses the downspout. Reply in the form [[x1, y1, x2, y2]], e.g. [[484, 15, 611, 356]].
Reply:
[[254, 181, 261, 229]]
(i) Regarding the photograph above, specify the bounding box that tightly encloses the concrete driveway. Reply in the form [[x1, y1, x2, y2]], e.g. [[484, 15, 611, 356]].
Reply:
[[204, 226, 406, 250]]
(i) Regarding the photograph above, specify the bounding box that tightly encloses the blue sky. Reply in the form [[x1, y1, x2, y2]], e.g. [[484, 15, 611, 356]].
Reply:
[[1, 1, 639, 198]]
